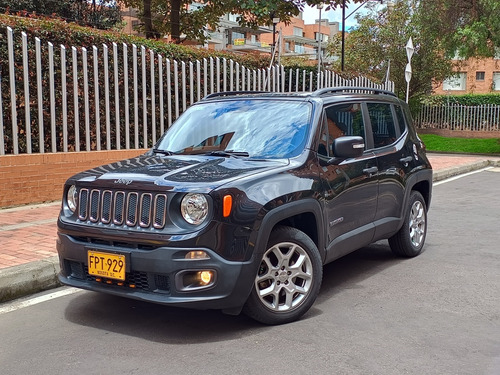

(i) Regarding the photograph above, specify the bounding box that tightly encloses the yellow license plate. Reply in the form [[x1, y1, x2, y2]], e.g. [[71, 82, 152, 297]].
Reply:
[[88, 251, 126, 281]]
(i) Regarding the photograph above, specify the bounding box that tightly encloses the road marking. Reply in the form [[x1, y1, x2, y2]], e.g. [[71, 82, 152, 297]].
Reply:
[[0, 287, 82, 315], [434, 167, 494, 186]]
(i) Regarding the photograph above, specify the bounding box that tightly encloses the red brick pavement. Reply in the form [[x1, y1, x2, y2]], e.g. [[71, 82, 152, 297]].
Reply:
[[0, 153, 498, 271]]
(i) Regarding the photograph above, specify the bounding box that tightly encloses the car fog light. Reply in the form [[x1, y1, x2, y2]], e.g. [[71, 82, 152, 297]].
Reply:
[[199, 271, 213, 285], [185, 251, 210, 260], [178, 270, 216, 290]]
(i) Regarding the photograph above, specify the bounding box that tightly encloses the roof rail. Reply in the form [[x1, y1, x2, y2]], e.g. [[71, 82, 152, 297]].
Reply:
[[312, 86, 397, 98], [202, 91, 270, 100]]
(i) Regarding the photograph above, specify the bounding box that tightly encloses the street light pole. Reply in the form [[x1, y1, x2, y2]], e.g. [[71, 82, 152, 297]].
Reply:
[[341, 0, 346, 71], [318, 3, 323, 75], [272, 17, 280, 60]]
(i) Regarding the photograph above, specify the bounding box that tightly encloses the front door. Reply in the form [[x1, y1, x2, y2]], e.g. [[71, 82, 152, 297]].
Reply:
[[318, 102, 378, 262]]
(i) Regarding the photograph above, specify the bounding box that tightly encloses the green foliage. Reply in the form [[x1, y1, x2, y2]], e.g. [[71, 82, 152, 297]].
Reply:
[[420, 94, 500, 106], [419, 134, 500, 154], [0, 0, 122, 30], [419, 0, 500, 59], [326, 1, 453, 100]]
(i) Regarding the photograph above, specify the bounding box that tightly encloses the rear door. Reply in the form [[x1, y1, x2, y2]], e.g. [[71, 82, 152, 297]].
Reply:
[[366, 101, 409, 238]]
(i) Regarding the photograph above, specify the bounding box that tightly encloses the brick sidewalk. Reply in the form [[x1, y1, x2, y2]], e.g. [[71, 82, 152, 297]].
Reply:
[[0, 203, 59, 269], [0, 153, 498, 271]]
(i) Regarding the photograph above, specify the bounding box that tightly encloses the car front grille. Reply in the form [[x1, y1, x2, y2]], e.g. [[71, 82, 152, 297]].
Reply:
[[78, 189, 167, 229]]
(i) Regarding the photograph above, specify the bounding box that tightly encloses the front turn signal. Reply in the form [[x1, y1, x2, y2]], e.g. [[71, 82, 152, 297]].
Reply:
[[223, 194, 232, 218]]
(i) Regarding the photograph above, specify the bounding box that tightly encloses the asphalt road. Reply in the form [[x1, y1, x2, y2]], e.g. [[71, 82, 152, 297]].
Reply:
[[1, 168, 499, 375]]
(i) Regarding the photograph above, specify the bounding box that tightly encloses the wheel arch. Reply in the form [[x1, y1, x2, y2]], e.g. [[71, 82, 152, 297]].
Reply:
[[253, 199, 327, 263]]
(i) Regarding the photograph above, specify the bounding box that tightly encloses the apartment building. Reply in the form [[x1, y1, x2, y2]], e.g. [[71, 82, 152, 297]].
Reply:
[[260, 14, 338, 61], [433, 57, 500, 94], [119, 6, 339, 61]]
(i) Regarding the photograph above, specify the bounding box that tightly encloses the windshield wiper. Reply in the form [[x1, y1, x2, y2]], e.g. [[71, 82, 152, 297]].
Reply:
[[205, 150, 250, 158], [152, 148, 176, 156]]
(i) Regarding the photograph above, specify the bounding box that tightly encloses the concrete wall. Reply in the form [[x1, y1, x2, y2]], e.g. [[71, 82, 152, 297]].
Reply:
[[0, 150, 147, 208]]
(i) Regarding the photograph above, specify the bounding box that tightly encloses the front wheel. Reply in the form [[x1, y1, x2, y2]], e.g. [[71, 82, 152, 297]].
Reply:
[[243, 226, 323, 325], [389, 191, 428, 257]]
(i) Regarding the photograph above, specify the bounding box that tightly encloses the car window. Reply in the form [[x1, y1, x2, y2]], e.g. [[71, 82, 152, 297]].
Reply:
[[155, 99, 312, 159], [393, 104, 407, 135], [367, 103, 397, 148], [319, 103, 366, 156]]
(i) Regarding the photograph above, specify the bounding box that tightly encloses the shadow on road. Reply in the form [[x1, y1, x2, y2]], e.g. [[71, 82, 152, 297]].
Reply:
[[64, 241, 404, 343]]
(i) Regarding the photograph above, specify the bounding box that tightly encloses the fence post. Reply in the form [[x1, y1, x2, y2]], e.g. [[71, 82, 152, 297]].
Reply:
[[123, 43, 129, 149], [7, 27, 18, 154], [82, 47, 91, 152], [93, 45, 101, 151], [113, 43, 120, 150], [61, 45, 68, 152], [49, 42, 57, 153], [36, 38, 44, 153], [22, 32, 31, 154]]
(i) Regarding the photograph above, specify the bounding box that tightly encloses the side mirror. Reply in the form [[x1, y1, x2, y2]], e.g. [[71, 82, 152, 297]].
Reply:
[[330, 136, 365, 162]]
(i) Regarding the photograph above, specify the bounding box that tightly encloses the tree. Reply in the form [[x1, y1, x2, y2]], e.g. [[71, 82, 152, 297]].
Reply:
[[418, 0, 500, 59], [326, 1, 453, 99], [0, 0, 122, 30], [122, 0, 365, 43]]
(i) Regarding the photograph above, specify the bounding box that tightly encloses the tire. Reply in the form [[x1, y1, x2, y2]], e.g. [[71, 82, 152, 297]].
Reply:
[[389, 191, 428, 257], [243, 226, 323, 325]]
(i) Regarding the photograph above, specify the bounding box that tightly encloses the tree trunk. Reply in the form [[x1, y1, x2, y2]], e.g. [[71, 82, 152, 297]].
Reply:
[[143, 0, 155, 39], [171, 0, 181, 43]]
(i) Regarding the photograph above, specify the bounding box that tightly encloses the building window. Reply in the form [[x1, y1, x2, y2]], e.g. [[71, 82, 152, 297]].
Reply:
[[228, 13, 239, 22], [443, 73, 467, 91], [294, 44, 305, 53], [476, 71, 485, 81], [293, 27, 303, 37], [314, 33, 329, 43], [493, 72, 500, 90]]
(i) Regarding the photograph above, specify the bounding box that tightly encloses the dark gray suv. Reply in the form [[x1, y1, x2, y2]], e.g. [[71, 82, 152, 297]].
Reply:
[[57, 87, 432, 324]]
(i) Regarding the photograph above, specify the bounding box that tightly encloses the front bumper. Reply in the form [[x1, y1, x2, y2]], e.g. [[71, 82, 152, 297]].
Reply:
[[56, 232, 259, 311]]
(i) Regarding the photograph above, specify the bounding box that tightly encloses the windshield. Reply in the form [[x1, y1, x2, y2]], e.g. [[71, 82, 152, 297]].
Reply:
[[155, 99, 312, 159]]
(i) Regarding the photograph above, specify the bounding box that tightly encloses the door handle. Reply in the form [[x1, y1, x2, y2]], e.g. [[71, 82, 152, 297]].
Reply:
[[400, 156, 413, 166], [363, 166, 378, 176]]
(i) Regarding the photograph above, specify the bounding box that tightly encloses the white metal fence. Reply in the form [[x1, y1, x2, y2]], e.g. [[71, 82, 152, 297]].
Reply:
[[415, 104, 500, 131], [1, 26, 394, 155]]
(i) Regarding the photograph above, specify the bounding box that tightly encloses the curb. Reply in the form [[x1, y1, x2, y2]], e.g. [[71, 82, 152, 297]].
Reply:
[[1, 159, 499, 304], [0, 256, 60, 303]]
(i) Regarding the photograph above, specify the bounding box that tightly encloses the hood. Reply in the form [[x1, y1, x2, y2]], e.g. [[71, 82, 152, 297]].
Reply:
[[69, 153, 288, 193]]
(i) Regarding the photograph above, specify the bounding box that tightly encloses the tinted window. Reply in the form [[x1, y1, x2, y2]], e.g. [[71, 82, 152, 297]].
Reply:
[[156, 100, 312, 159], [367, 103, 397, 148], [394, 105, 407, 135], [326, 102, 366, 136]]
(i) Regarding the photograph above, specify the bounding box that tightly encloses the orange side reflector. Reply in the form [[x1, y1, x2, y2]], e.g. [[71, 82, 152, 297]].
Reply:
[[223, 195, 232, 217]]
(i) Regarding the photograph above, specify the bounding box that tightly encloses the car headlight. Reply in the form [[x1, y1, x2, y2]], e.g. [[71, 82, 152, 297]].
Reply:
[[180, 193, 208, 225], [67, 185, 78, 213]]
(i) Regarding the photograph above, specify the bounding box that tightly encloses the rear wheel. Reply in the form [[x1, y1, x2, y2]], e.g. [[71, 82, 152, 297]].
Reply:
[[243, 226, 322, 325], [389, 191, 427, 257]]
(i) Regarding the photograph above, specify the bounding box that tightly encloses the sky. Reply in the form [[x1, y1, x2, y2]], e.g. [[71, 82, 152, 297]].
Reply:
[[302, 2, 378, 30]]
